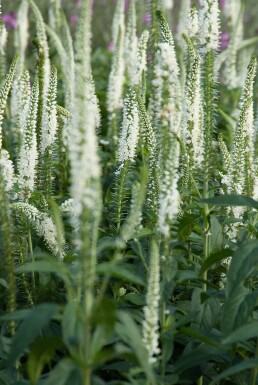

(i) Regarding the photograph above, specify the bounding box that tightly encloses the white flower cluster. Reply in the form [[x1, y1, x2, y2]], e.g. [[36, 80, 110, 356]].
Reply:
[[18, 78, 39, 195], [0, 149, 15, 192], [112, 0, 125, 47], [220, 58, 257, 239], [224, 0, 242, 27], [199, 0, 220, 53], [117, 90, 139, 168], [70, 76, 101, 216], [183, 54, 204, 167], [16, 0, 29, 71], [125, 0, 137, 79], [132, 30, 149, 87], [13, 202, 65, 259], [107, 29, 125, 117], [176, 0, 191, 44], [121, 181, 144, 241], [152, 42, 180, 133], [0, 22, 7, 54], [107, 0, 126, 117], [223, 3, 243, 89], [187, 7, 199, 38], [142, 240, 160, 363], [40, 66, 58, 154], [14, 70, 31, 136], [161, 0, 174, 10], [158, 141, 180, 236], [0, 57, 18, 149]]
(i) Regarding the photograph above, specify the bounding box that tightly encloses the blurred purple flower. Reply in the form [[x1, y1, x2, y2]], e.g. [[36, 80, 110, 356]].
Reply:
[[70, 14, 78, 25], [220, 0, 226, 7], [2, 12, 17, 30], [108, 41, 114, 52], [143, 13, 151, 25], [220, 32, 229, 49]]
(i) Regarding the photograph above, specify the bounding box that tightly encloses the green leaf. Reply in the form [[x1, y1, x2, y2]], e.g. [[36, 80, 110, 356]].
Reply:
[[199, 249, 233, 275], [43, 358, 78, 385], [116, 311, 155, 384], [174, 345, 222, 373], [222, 321, 258, 345], [16, 259, 71, 286], [97, 263, 145, 286], [179, 327, 221, 349], [27, 336, 63, 385], [209, 358, 258, 384], [9, 303, 58, 364], [221, 285, 249, 334], [62, 300, 84, 356], [202, 194, 258, 208], [226, 240, 258, 295], [210, 217, 223, 253]]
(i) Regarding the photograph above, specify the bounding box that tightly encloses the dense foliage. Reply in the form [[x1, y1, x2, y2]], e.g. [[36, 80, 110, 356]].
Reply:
[[1, 1, 258, 384]]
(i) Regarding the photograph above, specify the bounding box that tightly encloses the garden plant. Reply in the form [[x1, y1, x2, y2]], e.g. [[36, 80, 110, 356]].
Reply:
[[1, 0, 258, 384]]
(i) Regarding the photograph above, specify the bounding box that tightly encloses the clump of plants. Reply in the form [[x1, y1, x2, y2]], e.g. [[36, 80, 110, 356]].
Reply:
[[1, 0, 258, 384]]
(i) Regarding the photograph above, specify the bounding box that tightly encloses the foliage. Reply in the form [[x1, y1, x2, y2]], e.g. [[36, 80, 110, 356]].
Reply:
[[1, 1, 258, 385]]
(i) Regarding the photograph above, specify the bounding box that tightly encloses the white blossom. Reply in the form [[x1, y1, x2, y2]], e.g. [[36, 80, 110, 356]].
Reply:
[[125, 0, 138, 79], [70, 76, 101, 216], [0, 149, 15, 192], [161, 0, 174, 10], [176, 0, 191, 44], [13, 202, 65, 259], [183, 54, 204, 167], [152, 42, 181, 133], [142, 240, 160, 363], [132, 30, 149, 86], [187, 7, 199, 38], [117, 90, 139, 168], [199, 0, 220, 52], [158, 141, 180, 236], [18, 77, 39, 195], [40, 67, 58, 154]]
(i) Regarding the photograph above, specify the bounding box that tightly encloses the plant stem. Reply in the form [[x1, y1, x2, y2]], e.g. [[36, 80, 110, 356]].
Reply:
[[28, 229, 35, 290]]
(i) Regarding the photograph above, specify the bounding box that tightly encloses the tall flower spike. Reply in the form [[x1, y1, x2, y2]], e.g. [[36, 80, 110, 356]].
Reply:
[[158, 139, 180, 236], [112, 0, 125, 47], [125, 0, 137, 80], [182, 37, 203, 168], [18, 77, 39, 197], [107, 27, 125, 121], [0, 56, 18, 149], [187, 6, 199, 39], [15, 0, 29, 73], [220, 58, 256, 207], [223, 3, 243, 89], [132, 30, 149, 87], [199, 0, 220, 53], [176, 0, 191, 44], [12, 202, 65, 259], [160, 0, 174, 10], [142, 239, 161, 363], [40, 66, 58, 154], [117, 89, 139, 170], [0, 149, 15, 192]]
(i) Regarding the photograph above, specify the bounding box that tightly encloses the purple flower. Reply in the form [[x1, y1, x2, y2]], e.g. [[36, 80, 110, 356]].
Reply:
[[220, 0, 226, 7], [220, 32, 229, 49], [2, 12, 17, 30], [143, 13, 151, 25], [70, 14, 78, 26], [108, 41, 114, 52]]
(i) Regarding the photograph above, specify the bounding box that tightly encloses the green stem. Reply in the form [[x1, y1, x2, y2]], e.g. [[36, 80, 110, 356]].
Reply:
[[116, 161, 129, 234], [28, 229, 35, 290]]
